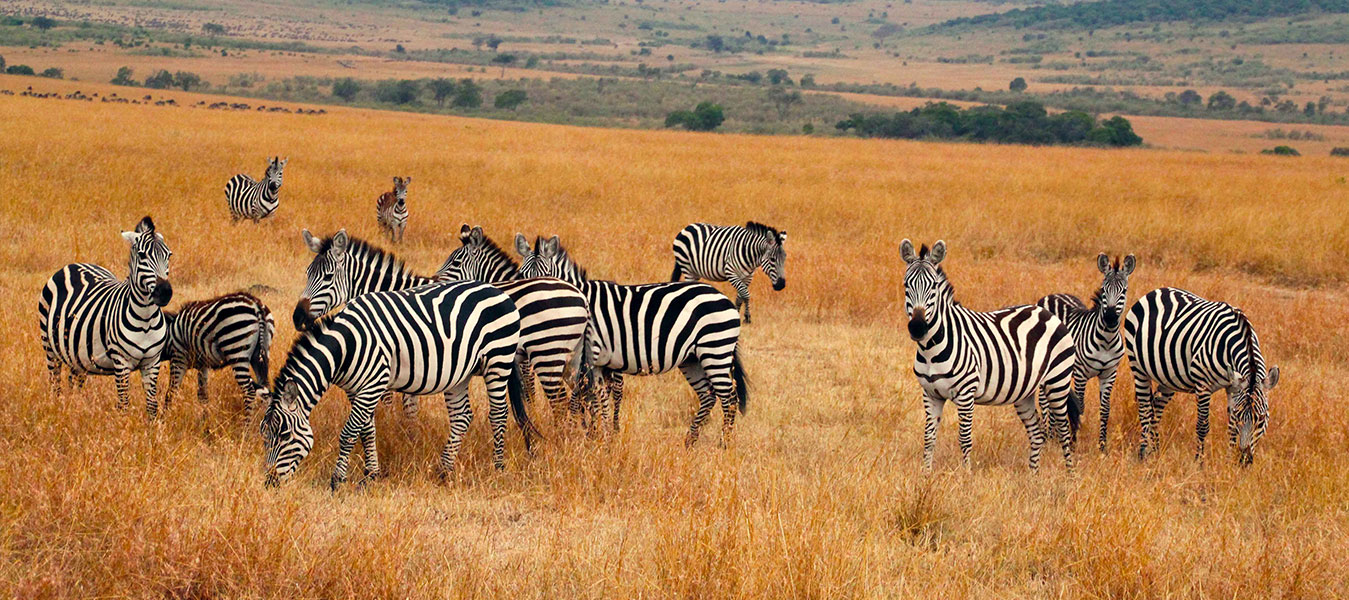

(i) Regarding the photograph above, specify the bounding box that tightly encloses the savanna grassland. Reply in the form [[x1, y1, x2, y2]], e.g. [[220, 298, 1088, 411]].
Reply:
[[1, 77, 1348, 598]]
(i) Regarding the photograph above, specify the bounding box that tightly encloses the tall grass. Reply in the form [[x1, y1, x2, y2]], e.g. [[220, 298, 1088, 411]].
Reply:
[[1, 77, 1346, 598]]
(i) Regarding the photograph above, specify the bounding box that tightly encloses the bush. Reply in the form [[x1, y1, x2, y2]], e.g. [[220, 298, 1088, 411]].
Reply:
[[202, 23, 226, 35], [493, 89, 527, 110], [143, 70, 175, 89], [1331, 147, 1349, 157], [173, 71, 203, 91], [451, 79, 482, 108], [111, 66, 137, 86], [332, 78, 360, 101], [31, 16, 56, 31], [39, 67, 63, 79], [1009, 77, 1028, 92], [1261, 145, 1301, 156], [836, 100, 1143, 147], [375, 79, 421, 105], [5, 65, 35, 75], [666, 101, 725, 131]]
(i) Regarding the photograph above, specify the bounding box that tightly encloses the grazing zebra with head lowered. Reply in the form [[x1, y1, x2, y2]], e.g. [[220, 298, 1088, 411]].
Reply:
[[901, 240, 1077, 471], [262, 281, 528, 489], [376, 176, 411, 243], [435, 224, 591, 418], [296, 229, 587, 428], [671, 221, 787, 324], [516, 234, 747, 445], [39, 216, 173, 419], [225, 156, 287, 222], [161, 292, 275, 416], [1125, 288, 1279, 465], [1036, 253, 1136, 451]]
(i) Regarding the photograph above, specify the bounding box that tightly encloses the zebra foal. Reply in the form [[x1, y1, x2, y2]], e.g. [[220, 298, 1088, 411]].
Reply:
[[161, 292, 275, 416], [375, 176, 411, 243]]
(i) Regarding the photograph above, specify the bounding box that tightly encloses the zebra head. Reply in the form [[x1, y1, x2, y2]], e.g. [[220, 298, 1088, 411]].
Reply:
[[259, 377, 314, 487], [295, 228, 352, 330], [265, 157, 287, 193], [515, 234, 585, 286], [1094, 253, 1136, 330], [121, 215, 173, 306], [900, 239, 949, 342], [438, 224, 518, 283], [393, 176, 411, 207], [748, 222, 788, 291], [1231, 316, 1279, 465]]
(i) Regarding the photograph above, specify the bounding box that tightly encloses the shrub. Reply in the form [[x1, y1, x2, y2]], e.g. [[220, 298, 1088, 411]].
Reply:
[[375, 79, 421, 105], [428, 78, 456, 106], [1009, 77, 1028, 92], [202, 23, 226, 35], [5, 65, 35, 75], [666, 101, 725, 131], [111, 66, 137, 86], [836, 100, 1142, 147], [39, 67, 63, 79], [143, 70, 175, 89], [1261, 145, 1301, 156], [451, 79, 482, 108], [494, 89, 527, 110], [332, 78, 360, 101], [31, 16, 56, 31], [1331, 147, 1349, 157]]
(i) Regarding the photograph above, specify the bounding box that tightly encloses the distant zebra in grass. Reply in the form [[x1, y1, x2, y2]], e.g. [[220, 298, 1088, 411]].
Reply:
[[901, 240, 1077, 471], [161, 292, 275, 416], [376, 176, 411, 243], [225, 156, 287, 222], [1125, 288, 1280, 465], [1036, 253, 1136, 451], [517, 234, 747, 445], [436, 224, 591, 418], [262, 281, 527, 489], [671, 221, 787, 324], [296, 229, 587, 428], [39, 216, 173, 419]]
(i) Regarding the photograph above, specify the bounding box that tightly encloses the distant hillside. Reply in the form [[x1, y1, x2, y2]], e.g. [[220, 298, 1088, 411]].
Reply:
[[941, 0, 1349, 29]]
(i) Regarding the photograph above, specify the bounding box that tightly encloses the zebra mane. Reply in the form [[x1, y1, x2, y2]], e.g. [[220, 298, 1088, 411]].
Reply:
[[1234, 308, 1261, 395], [174, 291, 263, 313], [327, 235, 418, 274], [1089, 288, 1104, 311], [475, 234, 520, 271], [536, 236, 588, 281]]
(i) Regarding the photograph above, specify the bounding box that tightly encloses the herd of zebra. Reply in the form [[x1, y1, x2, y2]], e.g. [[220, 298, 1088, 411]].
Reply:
[[36, 162, 1278, 489]]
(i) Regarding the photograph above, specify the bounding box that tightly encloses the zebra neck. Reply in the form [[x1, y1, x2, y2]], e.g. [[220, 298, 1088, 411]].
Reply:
[[126, 280, 161, 318], [914, 303, 963, 350], [352, 253, 435, 294]]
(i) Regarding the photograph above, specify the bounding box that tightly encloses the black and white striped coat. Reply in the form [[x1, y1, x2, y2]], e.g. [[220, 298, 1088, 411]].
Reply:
[[516, 234, 747, 446], [262, 281, 526, 488], [225, 156, 286, 222], [671, 221, 787, 324], [1125, 287, 1280, 465], [375, 176, 410, 243], [1036, 253, 1135, 451], [161, 292, 275, 416], [295, 229, 587, 427], [901, 240, 1077, 471], [39, 216, 174, 419]]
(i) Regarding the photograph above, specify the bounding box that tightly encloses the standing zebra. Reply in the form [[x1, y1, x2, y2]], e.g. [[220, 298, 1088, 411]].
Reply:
[[39, 216, 174, 419], [375, 176, 411, 243], [1125, 288, 1279, 465], [262, 281, 528, 488], [901, 240, 1077, 471], [1036, 253, 1136, 451], [296, 229, 587, 429], [435, 224, 591, 418], [161, 292, 275, 416], [516, 234, 748, 446], [671, 221, 787, 324], [225, 156, 287, 223]]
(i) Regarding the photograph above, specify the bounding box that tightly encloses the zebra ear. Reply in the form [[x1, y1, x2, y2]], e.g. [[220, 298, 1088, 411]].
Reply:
[[514, 233, 531, 257], [1122, 254, 1137, 276], [1097, 253, 1110, 274], [121, 230, 138, 245], [930, 240, 947, 264], [404, 176, 411, 185], [279, 157, 288, 167], [331, 229, 350, 256], [280, 380, 301, 413], [302, 229, 323, 254], [459, 223, 472, 244], [470, 226, 485, 244], [1265, 366, 1280, 390], [778, 230, 787, 245], [135, 216, 155, 234], [542, 236, 561, 258], [900, 239, 917, 263]]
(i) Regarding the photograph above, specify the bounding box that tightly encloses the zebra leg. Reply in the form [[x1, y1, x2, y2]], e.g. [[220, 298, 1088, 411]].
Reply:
[[519, 356, 538, 405], [45, 350, 62, 397], [331, 391, 380, 490], [1069, 367, 1088, 446], [708, 366, 738, 448], [953, 393, 976, 470], [1227, 404, 1239, 448], [402, 393, 420, 419], [439, 383, 473, 479], [228, 361, 257, 416], [1097, 367, 1119, 454], [532, 359, 570, 423], [1132, 370, 1155, 460], [381, 390, 395, 407], [1015, 397, 1047, 471], [586, 370, 612, 436], [680, 362, 716, 448], [610, 373, 625, 432], [729, 276, 752, 324], [72, 371, 88, 390], [1194, 390, 1212, 463], [197, 368, 210, 405], [484, 365, 513, 471], [115, 367, 132, 412], [164, 360, 187, 413], [921, 392, 944, 472], [1042, 379, 1076, 470], [358, 418, 382, 484], [141, 364, 161, 420], [1152, 390, 1175, 453]]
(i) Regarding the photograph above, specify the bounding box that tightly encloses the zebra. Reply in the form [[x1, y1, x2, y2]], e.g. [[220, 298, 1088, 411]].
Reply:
[[1036, 253, 1136, 452], [39, 216, 173, 419], [435, 224, 591, 418], [516, 234, 748, 446], [1125, 288, 1280, 465], [225, 156, 287, 222], [900, 239, 1077, 471], [375, 176, 411, 243], [160, 292, 275, 417], [296, 229, 588, 427], [261, 281, 529, 489], [671, 221, 787, 324]]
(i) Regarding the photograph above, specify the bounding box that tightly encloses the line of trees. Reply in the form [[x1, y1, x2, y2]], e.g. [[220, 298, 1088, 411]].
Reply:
[[943, 0, 1349, 30], [835, 101, 1143, 147]]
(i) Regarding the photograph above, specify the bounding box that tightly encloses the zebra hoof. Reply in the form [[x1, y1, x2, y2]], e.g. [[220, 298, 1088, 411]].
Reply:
[[329, 475, 346, 491]]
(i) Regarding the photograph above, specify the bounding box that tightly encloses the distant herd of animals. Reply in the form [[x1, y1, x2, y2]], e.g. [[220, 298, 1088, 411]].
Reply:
[[36, 157, 1279, 489], [4, 86, 328, 114]]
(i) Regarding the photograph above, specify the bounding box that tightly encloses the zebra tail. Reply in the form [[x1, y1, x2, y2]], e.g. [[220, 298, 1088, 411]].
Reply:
[[250, 311, 274, 389], [1066, 389, 1082, 437], [670, 263, 683, 282], [507, 360, 543, 449], [732, 348, 749, 414]]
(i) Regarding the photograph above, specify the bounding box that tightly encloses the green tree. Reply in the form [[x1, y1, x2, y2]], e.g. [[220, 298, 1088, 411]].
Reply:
[[486, 36, 503, 51], [111, 66, 137, 86], [428, 78, 457, 106], [143, 70, 175, 89], [1177, 89, 1202, 106], [705, 35, 725, 53], [452, 78, 482, 108], [332, 77, 360, 101], [202, 23, 226, 35], [5, 65, 35, 75], [492, 53, 516, 77], [173, 71, 202, 91], [766, 69, 792, 85], [1087, 116, 1143, 147], [666, 101, 725, 131], [31, 16, 56, 31], [1009, 76, 1028, 92], [375, 79, 421, 105], [767, 86, 802, 119], [39, 67, 63, 79], [494, 89, 528, 110], [1207, 91, 1236, 111]]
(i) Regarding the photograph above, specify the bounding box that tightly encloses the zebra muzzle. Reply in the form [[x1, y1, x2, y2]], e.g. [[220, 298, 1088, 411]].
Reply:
[[773, 278, 786, 291], [907, 307, 930, 340], [293, 299, 313, 331], [152, 279, 173, 306]]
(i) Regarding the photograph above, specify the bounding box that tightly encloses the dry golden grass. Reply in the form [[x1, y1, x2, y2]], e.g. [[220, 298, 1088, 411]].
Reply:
[[1, 77, 1347, 598]]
